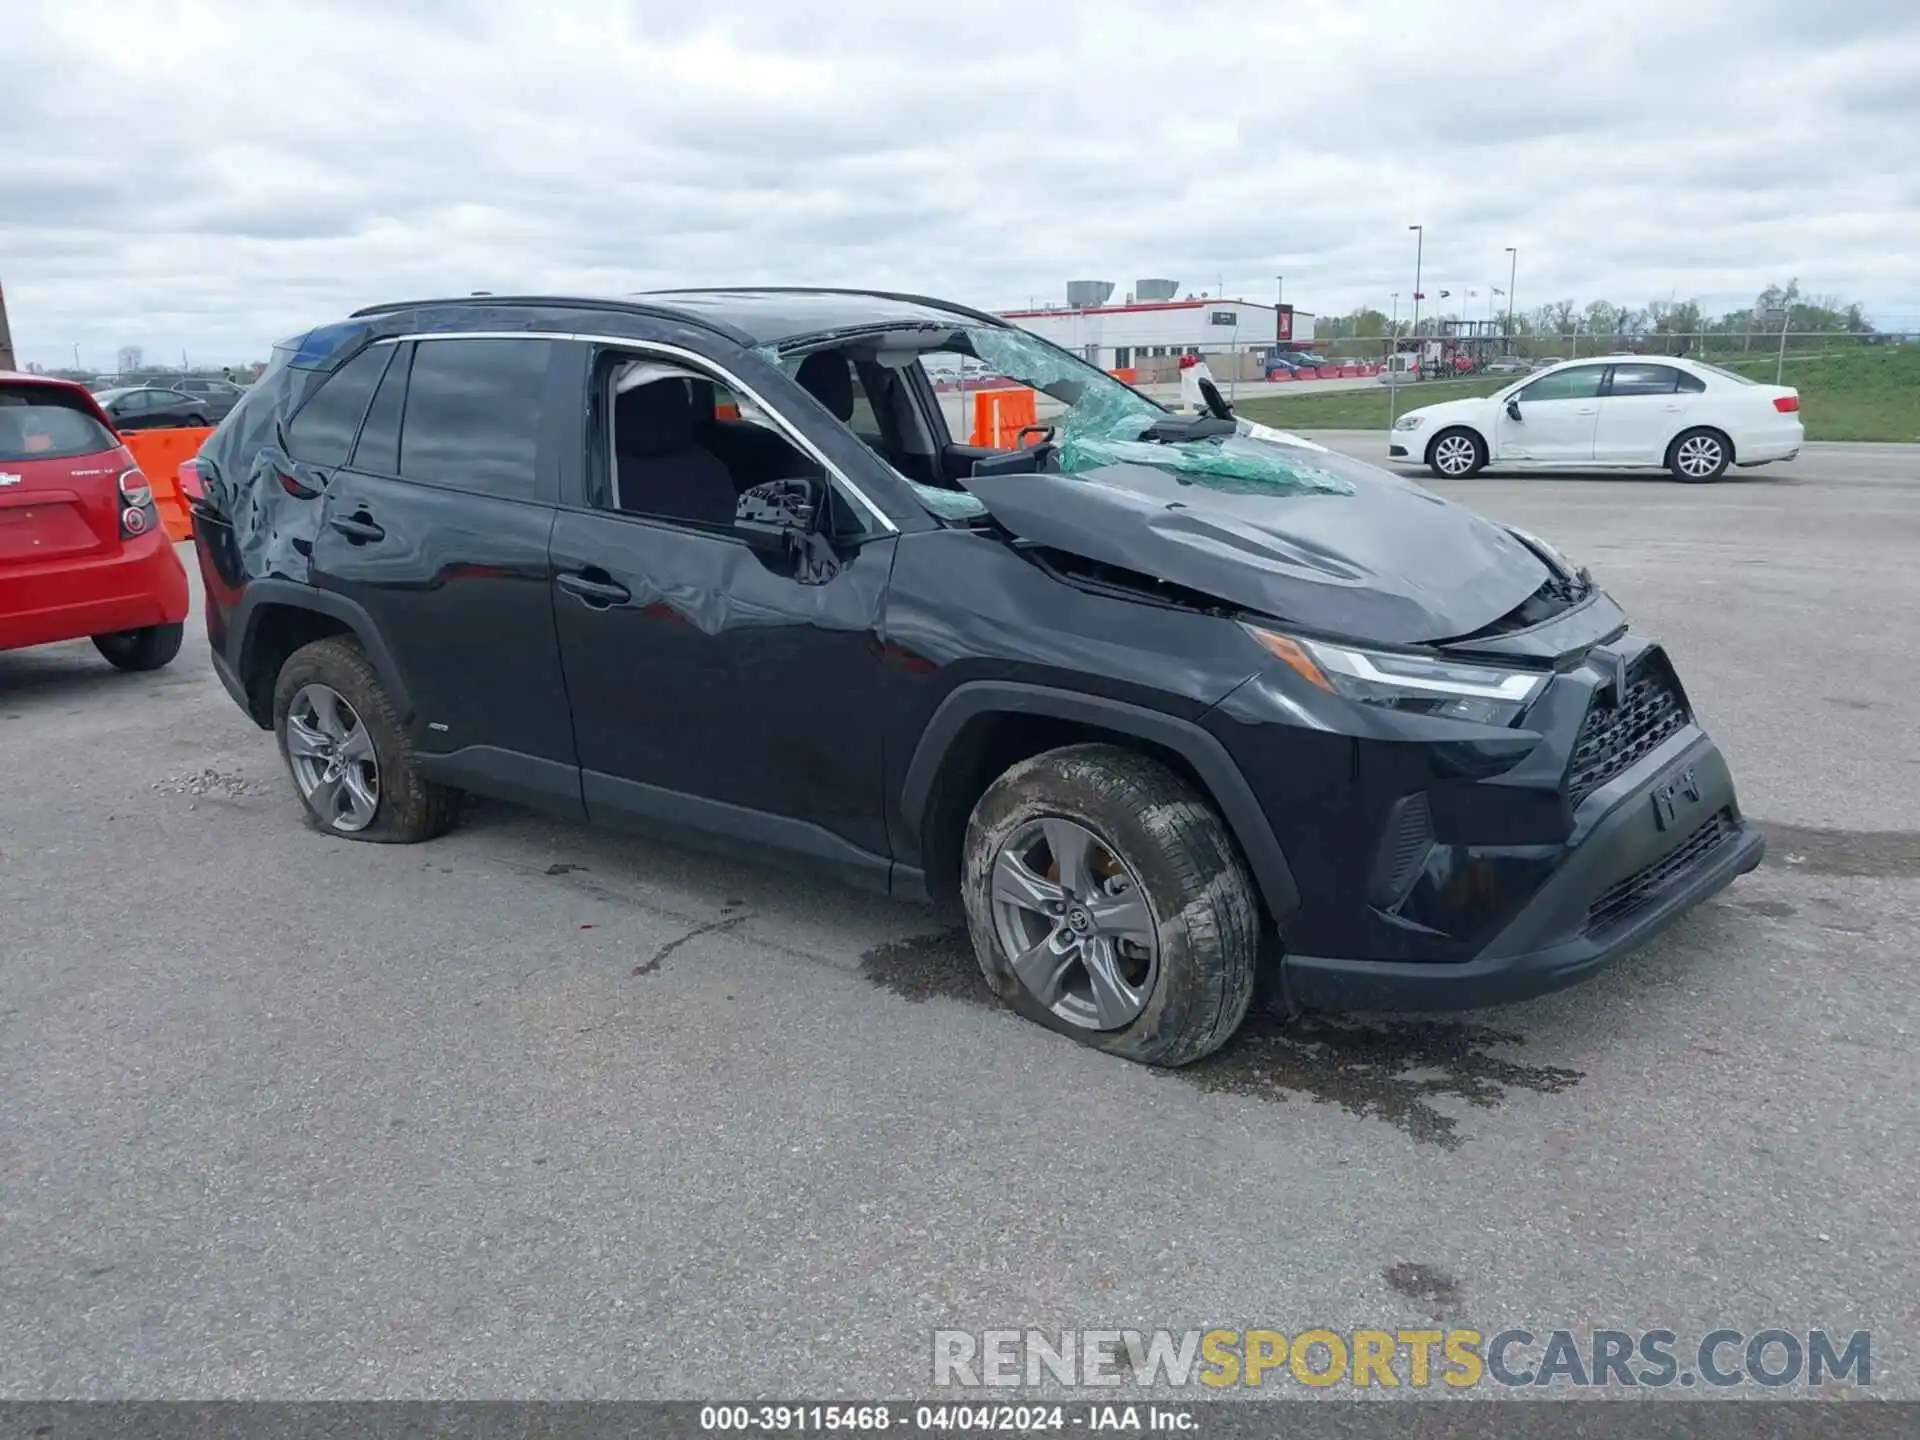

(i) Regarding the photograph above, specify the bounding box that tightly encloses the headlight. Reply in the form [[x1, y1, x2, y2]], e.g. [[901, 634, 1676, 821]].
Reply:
[[1245, 625, 1548, 725], [1393, 415, 1426, 431]]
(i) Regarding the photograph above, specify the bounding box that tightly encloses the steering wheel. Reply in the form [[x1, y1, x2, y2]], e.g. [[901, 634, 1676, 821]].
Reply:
[[1015, 424, 1057, 449]]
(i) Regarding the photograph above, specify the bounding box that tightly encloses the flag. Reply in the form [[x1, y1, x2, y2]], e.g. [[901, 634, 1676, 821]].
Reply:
[[1466, 289, 1478, 297], [1492, 287, 1506, 296], [1438, 289, 1452, 298], [1413, 292, 1426, 300]]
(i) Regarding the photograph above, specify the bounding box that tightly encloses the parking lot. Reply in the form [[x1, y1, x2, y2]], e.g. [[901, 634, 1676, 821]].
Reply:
[[3, 439, 1917, 1399]]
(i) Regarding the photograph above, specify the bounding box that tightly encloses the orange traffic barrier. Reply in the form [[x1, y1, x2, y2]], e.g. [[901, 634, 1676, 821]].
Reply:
[[119, 427, 212, 540], [969, 387, 1039, 448], [1107, 367, 1137, 385]]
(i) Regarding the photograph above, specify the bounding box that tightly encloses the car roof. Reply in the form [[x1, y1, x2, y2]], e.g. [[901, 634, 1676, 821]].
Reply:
[[349, 286, 1004, 347], [0, 370, 93, 395]]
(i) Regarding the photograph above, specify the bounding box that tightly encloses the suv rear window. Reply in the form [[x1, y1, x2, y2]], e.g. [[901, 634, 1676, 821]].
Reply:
[[0, 385, 120, 462]]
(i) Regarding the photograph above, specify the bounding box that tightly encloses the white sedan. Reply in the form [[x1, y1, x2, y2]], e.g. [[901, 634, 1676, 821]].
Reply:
[[1386, 356, 1803, 482]]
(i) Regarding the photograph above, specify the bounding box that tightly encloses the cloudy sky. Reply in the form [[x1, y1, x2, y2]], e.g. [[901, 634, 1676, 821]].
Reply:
[[4, 0, 1917, 369]]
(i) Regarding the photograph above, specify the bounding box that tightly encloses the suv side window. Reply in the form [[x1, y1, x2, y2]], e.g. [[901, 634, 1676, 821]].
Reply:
[[1607, 364, 1680, 396], [1675, 369, 1707, 394], [287, 346, 391, 468], [1518, 365, 1606, 402], [351, 342, 411, 475], [400, 338, 552, 499]]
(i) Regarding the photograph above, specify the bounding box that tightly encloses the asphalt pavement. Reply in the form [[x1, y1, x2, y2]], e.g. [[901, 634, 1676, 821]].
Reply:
[[3, 442, 1916, 1400]]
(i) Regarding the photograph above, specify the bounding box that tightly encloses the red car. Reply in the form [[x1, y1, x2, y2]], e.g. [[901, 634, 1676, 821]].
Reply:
[[0, 372, 190, 669]]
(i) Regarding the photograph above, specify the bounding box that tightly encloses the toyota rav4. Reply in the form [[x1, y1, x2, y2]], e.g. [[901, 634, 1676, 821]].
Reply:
[[186, 288, 1764, 1066]]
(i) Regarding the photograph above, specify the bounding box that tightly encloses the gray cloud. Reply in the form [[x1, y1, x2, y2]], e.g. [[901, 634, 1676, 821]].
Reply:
[[2, 0, 1917, 368]]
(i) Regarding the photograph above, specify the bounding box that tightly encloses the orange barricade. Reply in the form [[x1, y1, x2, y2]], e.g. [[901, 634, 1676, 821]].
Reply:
[[119, 426, 213, 540], [969, 387, 1038, 448], [1107, 367, 1137, 385]]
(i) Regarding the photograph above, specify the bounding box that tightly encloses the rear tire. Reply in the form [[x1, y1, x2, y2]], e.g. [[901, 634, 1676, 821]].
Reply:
[[1669, 428, 1731, 482], [1427, 427, 1486, 478], [272, 636, 458, 843], [93, 622, 183, 672], [961, 743, 1260, 1067]]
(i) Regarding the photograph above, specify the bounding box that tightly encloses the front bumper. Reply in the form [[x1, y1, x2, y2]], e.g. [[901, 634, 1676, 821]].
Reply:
[[1283, 731, 1764, 1011]]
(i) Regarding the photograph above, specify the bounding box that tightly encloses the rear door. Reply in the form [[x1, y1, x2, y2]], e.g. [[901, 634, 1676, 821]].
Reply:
[[1593, 363, 1692, 462], [1492, 363, 1606, 462], [306, 336, 582, 815], [0, 381, 128, 572]]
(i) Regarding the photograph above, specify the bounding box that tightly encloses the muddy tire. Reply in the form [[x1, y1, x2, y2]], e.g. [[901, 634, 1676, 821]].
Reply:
[[272, 636, 458, 843], [961, 743, 1260, 1067], [93, 622, 183, 672]]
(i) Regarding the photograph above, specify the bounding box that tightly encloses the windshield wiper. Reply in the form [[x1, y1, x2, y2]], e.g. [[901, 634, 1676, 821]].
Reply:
[[1139, 413, 1237, 442]]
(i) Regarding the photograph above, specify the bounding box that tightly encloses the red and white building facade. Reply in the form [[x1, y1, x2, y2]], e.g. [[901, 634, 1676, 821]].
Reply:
[[996, 298, 1314, 370]]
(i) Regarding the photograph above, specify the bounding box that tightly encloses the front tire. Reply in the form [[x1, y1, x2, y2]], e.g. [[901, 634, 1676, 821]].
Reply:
[[93, 622, 183, 671], [272, 636, 457, 843], [1427, 427, 1486, 478], [1669, 428, 1731, 482], [961, 744, 1260, 1067]]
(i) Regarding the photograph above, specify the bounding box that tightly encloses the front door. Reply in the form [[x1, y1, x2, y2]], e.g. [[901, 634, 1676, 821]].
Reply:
[[549, 348, 897, 875], [1493, 363, 1607, 463]]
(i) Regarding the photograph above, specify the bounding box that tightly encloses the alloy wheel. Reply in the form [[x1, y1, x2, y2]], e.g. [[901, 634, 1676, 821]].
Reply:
[[1433, 433, 1478, 476], [1676, 434, 1724, 478], [285, 683, 380, 832], [988, 816, 1159, 1031]]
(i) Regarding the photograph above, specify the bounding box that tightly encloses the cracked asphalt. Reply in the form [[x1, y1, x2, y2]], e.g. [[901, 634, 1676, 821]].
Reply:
[[2, 441, 1916, 1399]]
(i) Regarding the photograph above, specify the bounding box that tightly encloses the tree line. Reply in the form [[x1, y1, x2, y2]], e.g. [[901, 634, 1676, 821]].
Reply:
[[1317, 280, 1881, 344]]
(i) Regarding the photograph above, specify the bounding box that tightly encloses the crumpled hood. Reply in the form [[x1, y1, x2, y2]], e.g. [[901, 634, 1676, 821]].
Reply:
[[960, 452, 1551, 646]]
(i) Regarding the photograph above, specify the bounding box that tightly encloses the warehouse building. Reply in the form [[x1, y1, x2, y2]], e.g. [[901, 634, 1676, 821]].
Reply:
[[998, 280, 1314, 374]]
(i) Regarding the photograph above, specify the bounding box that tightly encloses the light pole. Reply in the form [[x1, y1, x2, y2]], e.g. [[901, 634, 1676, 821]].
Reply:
[[1504, 246, 1517, 342], [1408, 225, 1424, 336]]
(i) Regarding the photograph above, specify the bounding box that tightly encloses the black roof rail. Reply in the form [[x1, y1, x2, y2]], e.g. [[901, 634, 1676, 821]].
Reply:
[[636, 285, 1011, 330], [345, 294, 758, 346]]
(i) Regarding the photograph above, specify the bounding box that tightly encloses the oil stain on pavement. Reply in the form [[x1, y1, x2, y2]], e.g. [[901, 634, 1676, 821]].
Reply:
[[859, 929, 1584, 1147], [1383, 1261, 1462, 1314], [859, 927, 987, 1005], [1181, 1012, 1584, 1149]]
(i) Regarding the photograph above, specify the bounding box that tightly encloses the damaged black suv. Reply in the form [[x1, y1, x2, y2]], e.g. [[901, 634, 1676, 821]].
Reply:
[[188, 288, 1764, 1066]]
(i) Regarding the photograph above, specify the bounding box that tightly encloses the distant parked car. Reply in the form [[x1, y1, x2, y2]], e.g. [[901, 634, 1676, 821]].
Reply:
[[1484, 356, 1529, 376], [1529, 356, 1564, 371], [159, 376, 247, 421], [1263, 356, 1301, 379], [1276, 350, 1334, 369], [92, 386, 210, 431]]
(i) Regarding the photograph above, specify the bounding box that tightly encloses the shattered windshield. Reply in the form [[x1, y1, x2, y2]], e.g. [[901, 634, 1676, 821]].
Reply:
[[962, 327, 1351, 495], [770, 324, 1351, 510]]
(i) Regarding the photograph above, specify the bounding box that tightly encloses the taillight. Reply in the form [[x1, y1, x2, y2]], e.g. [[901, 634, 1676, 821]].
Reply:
[[1774, 395, 1800, 413], [117, 466, 156, 538], [178, 458, 206, 501]]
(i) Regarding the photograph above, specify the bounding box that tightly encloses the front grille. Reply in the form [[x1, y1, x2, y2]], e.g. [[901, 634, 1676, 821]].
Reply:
[[1566, 651, 1690, 806], [1587, 808, 1734, 934]]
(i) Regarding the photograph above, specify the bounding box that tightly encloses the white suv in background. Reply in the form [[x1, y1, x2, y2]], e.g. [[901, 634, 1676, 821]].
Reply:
[[1388, 356, 1803, 481]]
